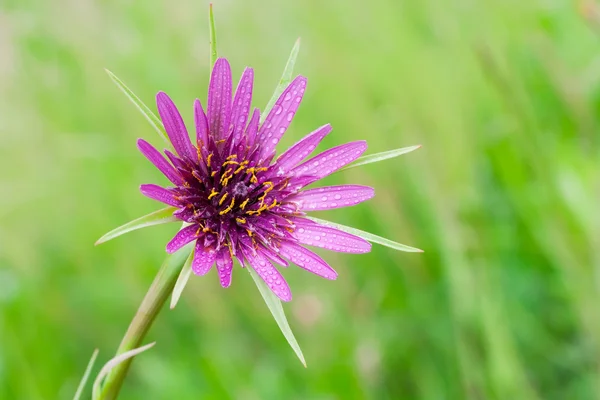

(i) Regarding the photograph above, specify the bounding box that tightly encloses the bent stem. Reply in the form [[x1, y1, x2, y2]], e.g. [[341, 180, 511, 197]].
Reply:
[[97, 246, 192, 400]]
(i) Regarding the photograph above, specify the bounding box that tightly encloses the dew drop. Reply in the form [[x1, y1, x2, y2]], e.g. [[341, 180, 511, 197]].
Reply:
[[334, 194, 341, 200]]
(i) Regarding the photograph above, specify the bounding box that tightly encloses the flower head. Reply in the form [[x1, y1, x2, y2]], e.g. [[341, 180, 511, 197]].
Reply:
[[138, 58, 374, 301]]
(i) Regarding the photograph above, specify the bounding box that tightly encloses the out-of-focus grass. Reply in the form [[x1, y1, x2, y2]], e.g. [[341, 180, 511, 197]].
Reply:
[[1, 0, 599, 398]]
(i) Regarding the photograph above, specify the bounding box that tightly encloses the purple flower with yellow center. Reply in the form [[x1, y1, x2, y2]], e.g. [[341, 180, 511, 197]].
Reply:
[[138, 58, 374, 301]]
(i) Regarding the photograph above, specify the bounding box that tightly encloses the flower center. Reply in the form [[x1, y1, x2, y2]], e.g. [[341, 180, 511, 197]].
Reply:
[[175, 151, 293, 230]]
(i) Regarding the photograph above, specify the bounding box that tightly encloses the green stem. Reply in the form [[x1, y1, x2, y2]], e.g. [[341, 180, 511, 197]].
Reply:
[[98, 246, 192, 400]]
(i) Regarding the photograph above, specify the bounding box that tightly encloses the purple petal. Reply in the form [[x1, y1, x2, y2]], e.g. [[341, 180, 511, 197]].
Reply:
[[216, 248, 233, 287], [140, 184, 180, 207], [242, 247, 292, 302], [166, 225, 198, 253], [244, 108, 261, 150], [291, 218, 371, 254], [207, 58, 232, 141], [156, 92, 195, 161], [260, 246, 290, 267], [274, 124, 331, 175], [289, 185, 374, 211], [194, 99, 209, 147], [278, 241, 338, 280], [231, 68, 254, 145], [192, 242, 216, 275], [137, 139, 183, 185], [256, 76, 307, 160], [291, 140, 367, 185]]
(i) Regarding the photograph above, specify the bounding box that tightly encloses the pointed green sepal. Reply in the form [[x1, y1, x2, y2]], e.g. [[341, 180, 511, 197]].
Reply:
[[170, 248, 195, 309], [342, 145, 421, 171], [105, 69, 169, 146], [262, 38, 301, 121], [307, 216, 423, 253], [209, 4, 218, 72], [248, 268, 307, 367], [95, 207, 178, 245]]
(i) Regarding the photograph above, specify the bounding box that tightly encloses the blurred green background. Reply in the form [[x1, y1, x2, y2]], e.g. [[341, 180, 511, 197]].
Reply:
[[2, 0, 600, 398]]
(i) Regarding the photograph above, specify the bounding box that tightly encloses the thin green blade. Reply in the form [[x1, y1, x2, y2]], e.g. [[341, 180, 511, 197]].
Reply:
[[170, 248, 195, 309], [342, 145, 421, 171], [95, 207, 178, 245], [105, 69, 170, 146], [209, 4, 218, 71], [307, 216, 423, 253], [248, 268, 307, 367], [262, 38, 301, 121], [92, 342, 155, 400], [73, 349, 99, 400]]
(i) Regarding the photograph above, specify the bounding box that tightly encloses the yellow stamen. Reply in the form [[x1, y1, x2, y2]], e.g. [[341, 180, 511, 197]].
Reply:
[[259, 181, 274, 203], [206, 153, 213, 166], [234, 162, 247, 175], [211, 171, 217, 177], [218, 192, 229, 205], [266, 198, 278, 210], [208, 189, 219, 200], [236, 217, 246, 224], [220, 168, 234, 185], [226, 154, 238, 160], [239, 198, 249, 210], [222, 160, 239, 167], [219, 197, 235, 215], [246, 229, 253, 237]]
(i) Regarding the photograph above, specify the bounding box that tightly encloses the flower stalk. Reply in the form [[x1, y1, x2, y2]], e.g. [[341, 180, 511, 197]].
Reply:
[[97, 246, 192, 400]]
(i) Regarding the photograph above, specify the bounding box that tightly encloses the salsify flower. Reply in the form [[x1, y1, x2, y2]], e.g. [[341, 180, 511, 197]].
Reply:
[[138, 58, 374, 301]]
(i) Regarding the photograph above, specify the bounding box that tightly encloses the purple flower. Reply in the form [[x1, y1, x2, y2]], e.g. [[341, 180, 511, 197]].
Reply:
[[138, 58, 374, 301]]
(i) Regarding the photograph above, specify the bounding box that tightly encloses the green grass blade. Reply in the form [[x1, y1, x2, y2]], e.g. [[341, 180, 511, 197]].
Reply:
[[73, 349, 99, 400], [95, 207, 178, 245], [92, 342, 155, 400], [170, 249, 195, 309], [209, 4, 217, 71], [261, 38, 301, 122], [307, 216, 423, 253], [248, 268, 307, 367], [105, 69, 170, 146], [342, 145, 421, 171]]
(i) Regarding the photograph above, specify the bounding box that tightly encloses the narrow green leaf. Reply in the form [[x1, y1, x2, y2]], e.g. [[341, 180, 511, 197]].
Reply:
[[170, 248, 195, 309], [105, 69, 170, 146], [92, 342, 155, 400], [261, 38, 301, 122], [342, 145, 421, 171], [95, 207, 178, 245], [73, 349, 99, 400], [248, 268, 307, 367], [307, 216, 424, 253], [209, 4, 218, 71]]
